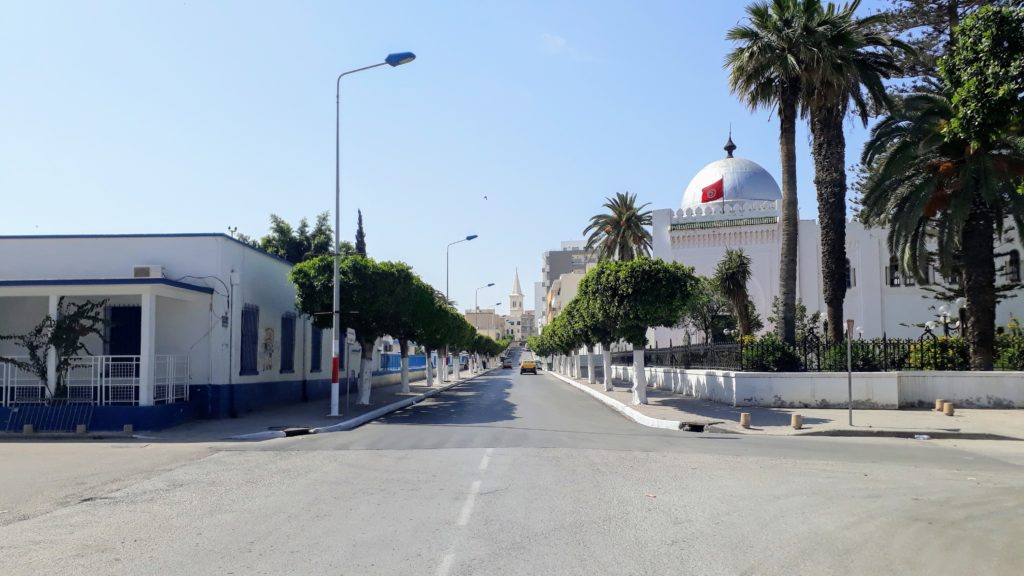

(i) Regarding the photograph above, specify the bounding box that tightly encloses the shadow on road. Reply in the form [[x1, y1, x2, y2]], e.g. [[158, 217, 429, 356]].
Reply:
[[375, 378, 517, 426]]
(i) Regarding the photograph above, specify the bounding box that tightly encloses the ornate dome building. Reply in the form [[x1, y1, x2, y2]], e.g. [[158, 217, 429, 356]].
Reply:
[[649, 136, 1024, 343]]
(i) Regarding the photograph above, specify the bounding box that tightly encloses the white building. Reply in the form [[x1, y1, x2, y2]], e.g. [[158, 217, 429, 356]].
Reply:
[[0, 233, 384, 430], [649, 137, 1023, 344]]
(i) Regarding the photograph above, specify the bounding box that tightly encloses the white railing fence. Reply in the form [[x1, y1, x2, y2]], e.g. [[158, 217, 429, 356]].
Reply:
[[2, 355, 189, 406], [1, 360, 47, 405], [154, 354, 189, 403]]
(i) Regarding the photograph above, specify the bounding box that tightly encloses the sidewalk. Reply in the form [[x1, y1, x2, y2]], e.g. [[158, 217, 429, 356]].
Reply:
[[552, 371, 1024, 440], [141, 370, 491, 442]]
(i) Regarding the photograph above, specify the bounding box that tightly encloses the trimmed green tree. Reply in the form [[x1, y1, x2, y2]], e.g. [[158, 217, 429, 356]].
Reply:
[[583, 259, 697, 404]]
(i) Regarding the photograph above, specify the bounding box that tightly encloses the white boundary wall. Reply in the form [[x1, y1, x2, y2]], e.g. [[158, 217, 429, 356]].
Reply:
[[609, 364, 1024, 409]]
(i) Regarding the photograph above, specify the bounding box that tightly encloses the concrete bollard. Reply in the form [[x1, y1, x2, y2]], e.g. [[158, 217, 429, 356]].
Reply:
[[75, 424, 87, 434], [935, 398, 946, 411], [791, 414, 803, 430], [123, 424, 134, 434], [943, 402, 955, 416], [22, 424, 34, 434], [739, 413, 751, 429]]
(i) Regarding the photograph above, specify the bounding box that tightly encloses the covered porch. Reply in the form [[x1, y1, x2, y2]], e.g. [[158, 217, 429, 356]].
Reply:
[[0, 279, 213, 408]]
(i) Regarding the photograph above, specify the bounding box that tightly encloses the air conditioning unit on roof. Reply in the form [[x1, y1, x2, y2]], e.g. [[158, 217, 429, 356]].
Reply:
[[133, 265, 164, 279]]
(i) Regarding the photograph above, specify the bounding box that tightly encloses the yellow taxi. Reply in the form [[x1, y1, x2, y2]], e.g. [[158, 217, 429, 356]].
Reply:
[[520, 360, 538, 375]]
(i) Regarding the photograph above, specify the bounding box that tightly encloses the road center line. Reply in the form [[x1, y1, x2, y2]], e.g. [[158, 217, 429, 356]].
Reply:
[[479, 448, 493, 471], [457, 479, 482, 526]]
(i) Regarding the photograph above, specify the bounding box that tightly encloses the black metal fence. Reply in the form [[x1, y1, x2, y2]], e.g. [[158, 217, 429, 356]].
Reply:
[[610, 332, 1023, 372]]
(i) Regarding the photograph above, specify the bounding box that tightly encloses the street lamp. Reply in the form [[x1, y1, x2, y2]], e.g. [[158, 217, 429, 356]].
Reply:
[[446, 235, 478, 303], [846, 318, 855, 426], [441, 234, 478, 381], [330, 51, 416, 417], [475, 282, 495, 311], [934, 297, 967, 336]]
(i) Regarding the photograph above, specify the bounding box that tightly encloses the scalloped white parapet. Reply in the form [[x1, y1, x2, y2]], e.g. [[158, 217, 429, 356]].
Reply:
[[671, 199, 780, 225]]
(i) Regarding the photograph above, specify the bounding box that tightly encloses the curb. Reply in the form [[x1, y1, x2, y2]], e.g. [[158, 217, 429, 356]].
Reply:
[[795, 429, 1022, 441], [549, 371, 686, 431], [311, 369, 496, 434]]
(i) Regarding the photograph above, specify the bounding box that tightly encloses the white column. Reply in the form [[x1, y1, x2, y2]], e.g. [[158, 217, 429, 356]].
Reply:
[[139, 292, 156, 406], [46, 295, 58, 397]]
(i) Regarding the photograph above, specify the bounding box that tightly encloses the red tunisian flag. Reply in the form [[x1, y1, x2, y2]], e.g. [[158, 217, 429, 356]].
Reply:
[[701, 177, 724, 203]]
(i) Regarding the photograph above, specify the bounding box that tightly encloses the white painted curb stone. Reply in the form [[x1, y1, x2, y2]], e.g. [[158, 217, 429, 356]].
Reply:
[[549, 371, 684, 430], [312, 369, 497, 434]]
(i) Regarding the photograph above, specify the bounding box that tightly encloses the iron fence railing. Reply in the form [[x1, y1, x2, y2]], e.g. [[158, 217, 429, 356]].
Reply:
[[609, 332, 1024, 372]]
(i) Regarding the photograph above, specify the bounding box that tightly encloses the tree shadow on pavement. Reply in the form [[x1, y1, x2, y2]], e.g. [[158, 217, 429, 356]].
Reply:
[[654, 396, 833, 427], [374, 379, 517, 426]]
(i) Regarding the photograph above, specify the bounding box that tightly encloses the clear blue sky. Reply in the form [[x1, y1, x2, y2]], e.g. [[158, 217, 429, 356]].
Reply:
[[0, 0, 888, 312]]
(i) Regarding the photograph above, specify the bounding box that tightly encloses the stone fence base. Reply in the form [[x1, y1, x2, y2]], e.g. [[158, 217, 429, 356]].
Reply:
[[600, 362, 1024, 409]]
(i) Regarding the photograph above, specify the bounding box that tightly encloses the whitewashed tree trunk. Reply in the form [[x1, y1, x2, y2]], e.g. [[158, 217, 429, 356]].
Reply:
[[454, 354, 461, 380], [587, 345, 597, 385], [602, 348, 613, 391], [357, 347, 374, 405], [424, 349, 433, 388], [574, 353, 581, 378], [399, 339, 410, 393], [632, 347, 648, 405]]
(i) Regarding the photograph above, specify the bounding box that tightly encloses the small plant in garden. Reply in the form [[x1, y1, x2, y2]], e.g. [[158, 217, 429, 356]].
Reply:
[[741, 333, 802, 372], [821, 342, 882, 372], [995, 335, 1024, 370], [906, 336, 970, 371]]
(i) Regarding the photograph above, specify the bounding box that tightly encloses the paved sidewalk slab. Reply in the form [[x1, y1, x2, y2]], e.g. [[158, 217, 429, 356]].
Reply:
[[553, 371, 1024, 440]]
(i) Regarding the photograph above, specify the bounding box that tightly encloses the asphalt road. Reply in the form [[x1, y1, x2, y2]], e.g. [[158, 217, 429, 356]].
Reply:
[[2, 363, 1022, 575]]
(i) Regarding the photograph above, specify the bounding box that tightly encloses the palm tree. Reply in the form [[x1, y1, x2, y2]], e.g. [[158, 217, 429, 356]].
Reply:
[[715, 248, 754, 337], [860, 93, 1024, 369], [583, 192, 652, 261], [726, 0, 820, 344], [802, 1, 908, 342]]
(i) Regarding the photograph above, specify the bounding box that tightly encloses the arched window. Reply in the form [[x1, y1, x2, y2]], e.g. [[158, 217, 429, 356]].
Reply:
[[846, 259, 856, 289], [1008, 250, 1021, 284], [888, 256, 901, 287]]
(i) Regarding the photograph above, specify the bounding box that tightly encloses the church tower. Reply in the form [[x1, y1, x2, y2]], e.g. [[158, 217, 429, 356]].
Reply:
[[509, 268, 524, 318]]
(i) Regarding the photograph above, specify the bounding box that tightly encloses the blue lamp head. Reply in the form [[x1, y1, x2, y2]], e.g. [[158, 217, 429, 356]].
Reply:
[[466, 234, 479, 241], [487, 282, 495, 287], [385, 52, 416, 67]]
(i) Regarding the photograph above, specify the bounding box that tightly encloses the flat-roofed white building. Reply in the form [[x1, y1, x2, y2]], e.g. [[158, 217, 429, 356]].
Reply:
[[0, 233, 340, 430]]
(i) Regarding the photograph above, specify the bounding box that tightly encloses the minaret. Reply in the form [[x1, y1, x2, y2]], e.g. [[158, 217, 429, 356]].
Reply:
[[510, 268, 524, 318]]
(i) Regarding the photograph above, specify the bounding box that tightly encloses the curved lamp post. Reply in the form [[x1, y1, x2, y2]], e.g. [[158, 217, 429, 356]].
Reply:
[[475, 282, 495, 311], [330, 51, 416, 417], [441, 234, 477, 381]]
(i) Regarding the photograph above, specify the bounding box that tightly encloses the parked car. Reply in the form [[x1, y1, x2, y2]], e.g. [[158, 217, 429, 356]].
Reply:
[[520, 360, 537, 375]]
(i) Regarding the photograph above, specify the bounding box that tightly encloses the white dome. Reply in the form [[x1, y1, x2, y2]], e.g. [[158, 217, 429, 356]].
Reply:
[[681, 156, 781, 210]]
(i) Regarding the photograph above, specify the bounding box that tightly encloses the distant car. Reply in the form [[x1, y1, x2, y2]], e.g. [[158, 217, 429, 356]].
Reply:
[[502, 359, 513, 369], [520, 360, 537, 375]]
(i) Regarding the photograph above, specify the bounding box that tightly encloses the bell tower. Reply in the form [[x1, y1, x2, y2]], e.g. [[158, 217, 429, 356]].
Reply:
[[509, 268, 524, 317]]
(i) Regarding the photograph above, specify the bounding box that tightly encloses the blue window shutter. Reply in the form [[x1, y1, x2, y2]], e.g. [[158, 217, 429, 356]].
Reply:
[[310, 328, 323, 372], [280, 313, 296, 374], [240, 304, 259, 375]]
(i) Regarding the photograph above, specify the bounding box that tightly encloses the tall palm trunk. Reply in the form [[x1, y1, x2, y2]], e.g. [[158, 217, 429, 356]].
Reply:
[[733, 295, 751, 337], [778, 88, 800, 344], [963, 198, 996, 370], [810, 104, 848, 343]]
